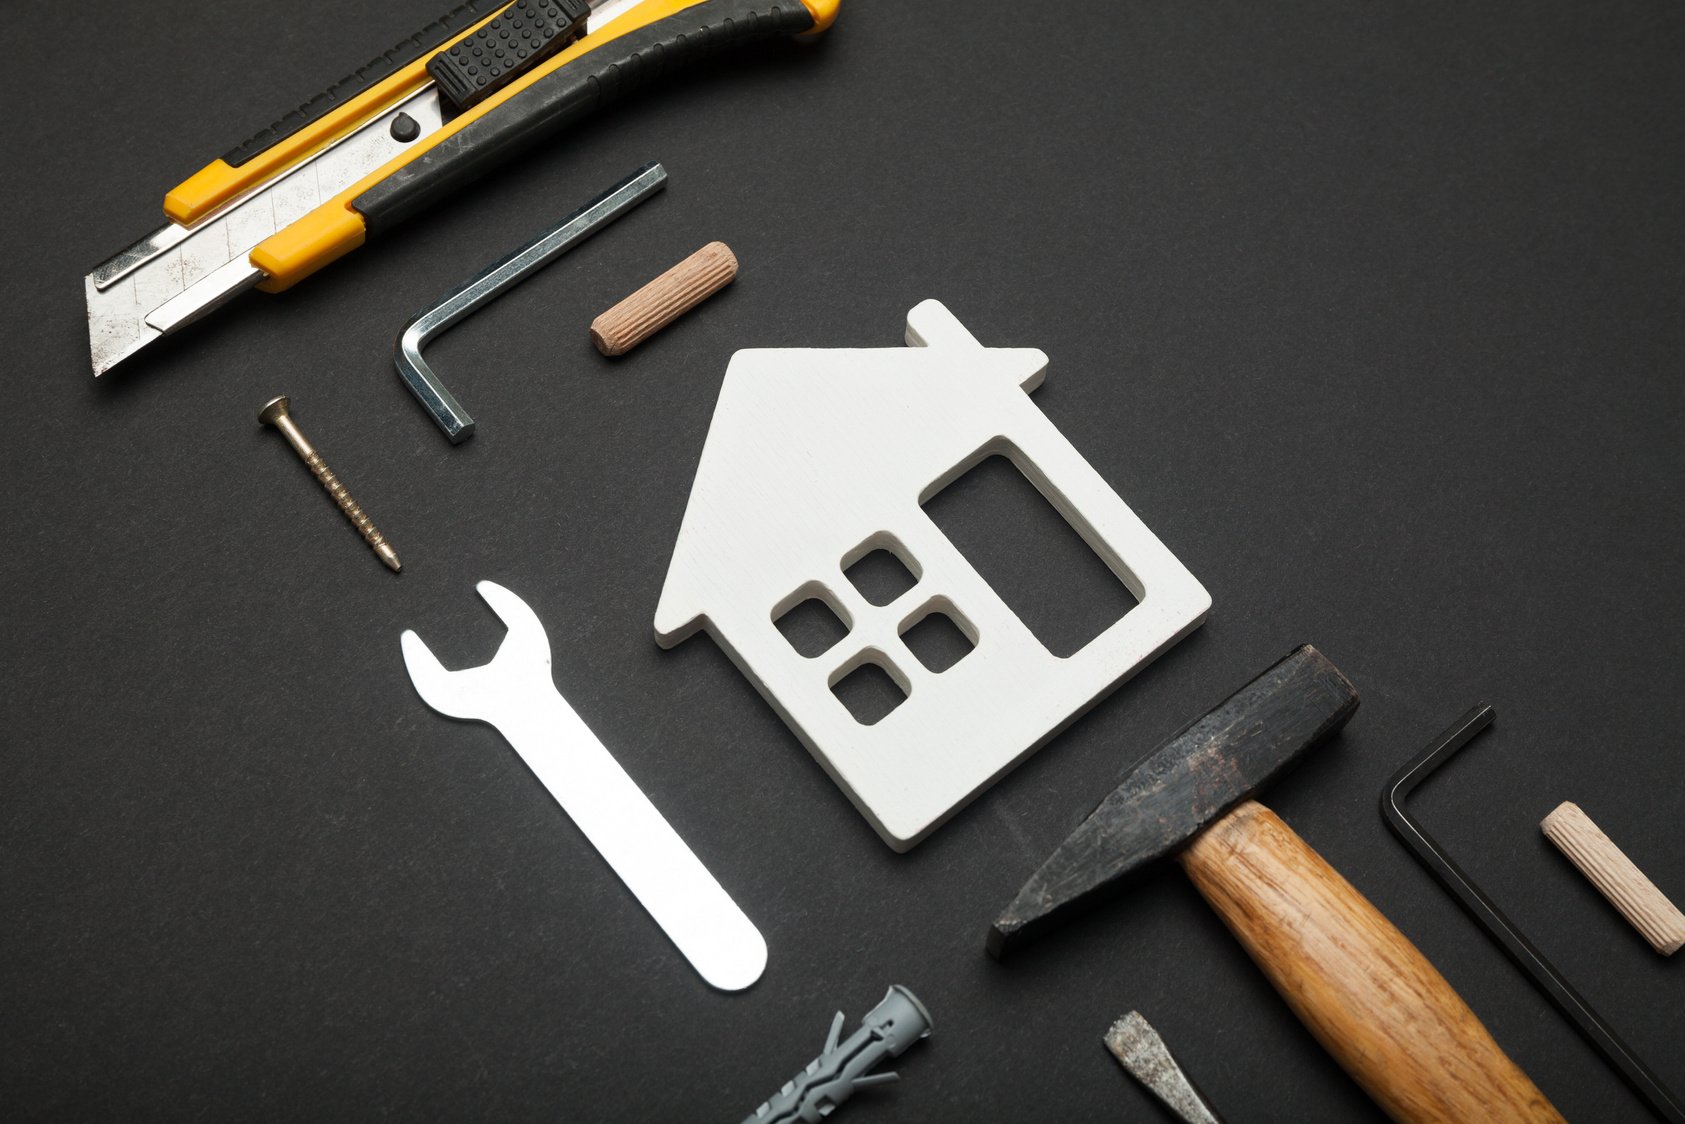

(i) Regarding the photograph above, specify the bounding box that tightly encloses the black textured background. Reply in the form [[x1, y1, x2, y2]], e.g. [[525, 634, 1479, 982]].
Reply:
[[3, 2, 1681, 1120]]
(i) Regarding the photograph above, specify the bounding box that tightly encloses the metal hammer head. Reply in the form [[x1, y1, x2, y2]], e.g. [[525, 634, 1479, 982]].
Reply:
[[988, 645, 1358, 958]]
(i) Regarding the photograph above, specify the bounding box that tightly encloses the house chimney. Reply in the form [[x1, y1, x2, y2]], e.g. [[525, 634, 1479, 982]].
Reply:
[[905, 298, 985, 350]]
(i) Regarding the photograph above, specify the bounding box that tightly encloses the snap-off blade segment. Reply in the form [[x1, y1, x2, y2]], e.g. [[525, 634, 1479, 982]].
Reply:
[[84, 86, 445, 375]]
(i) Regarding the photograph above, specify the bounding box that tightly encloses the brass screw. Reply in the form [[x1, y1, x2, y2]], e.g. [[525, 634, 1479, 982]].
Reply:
[[259, 396, 402, 573]]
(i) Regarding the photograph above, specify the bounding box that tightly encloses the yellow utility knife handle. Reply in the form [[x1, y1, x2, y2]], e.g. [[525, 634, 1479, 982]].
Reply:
[[166, 0, 514, 225], [166, 0, 838, 293]]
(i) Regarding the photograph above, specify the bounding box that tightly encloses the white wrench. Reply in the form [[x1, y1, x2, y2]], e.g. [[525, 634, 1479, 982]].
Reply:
[[401, 580, 766, 991]]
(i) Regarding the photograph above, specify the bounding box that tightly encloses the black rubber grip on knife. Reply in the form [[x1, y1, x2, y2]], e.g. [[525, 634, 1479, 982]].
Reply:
[[427, 0, 593, 111], [221, 0, 510, 168], [351, 0, 817, 233]]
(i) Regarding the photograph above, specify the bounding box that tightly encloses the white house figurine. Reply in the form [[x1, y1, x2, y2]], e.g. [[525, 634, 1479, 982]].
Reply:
[[654, 300, 1210, 850]]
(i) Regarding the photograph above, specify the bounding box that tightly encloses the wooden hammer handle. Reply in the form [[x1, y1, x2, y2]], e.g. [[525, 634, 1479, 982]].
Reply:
[[1179, 800, 1562, 1123]]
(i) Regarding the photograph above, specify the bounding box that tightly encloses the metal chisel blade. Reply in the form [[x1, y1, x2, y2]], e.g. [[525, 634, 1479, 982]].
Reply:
[[1105, 1012, 1225, 1124], [84, 86, 445, 376]]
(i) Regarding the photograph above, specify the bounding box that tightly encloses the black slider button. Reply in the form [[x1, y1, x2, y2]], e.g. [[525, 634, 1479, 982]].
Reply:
[[426, 0, 592, 112]]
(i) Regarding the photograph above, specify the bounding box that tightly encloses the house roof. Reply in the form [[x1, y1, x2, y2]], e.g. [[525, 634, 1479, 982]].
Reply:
[[653, 301, 1050, 644]]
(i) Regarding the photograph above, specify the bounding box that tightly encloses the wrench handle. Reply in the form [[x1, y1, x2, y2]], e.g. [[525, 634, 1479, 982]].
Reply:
[[497, 690, 767, 991]]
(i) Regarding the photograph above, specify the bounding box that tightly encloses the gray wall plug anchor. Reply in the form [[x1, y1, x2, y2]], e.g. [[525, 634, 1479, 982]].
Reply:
[[743, 985, 932, 1123]]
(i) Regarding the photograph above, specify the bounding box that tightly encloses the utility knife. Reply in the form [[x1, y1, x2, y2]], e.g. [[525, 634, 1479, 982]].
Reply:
[[84, 0, 838, 376]]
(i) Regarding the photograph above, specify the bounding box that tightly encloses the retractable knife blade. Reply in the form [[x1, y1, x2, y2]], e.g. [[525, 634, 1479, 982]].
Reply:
[[84, 0, 838, 376]]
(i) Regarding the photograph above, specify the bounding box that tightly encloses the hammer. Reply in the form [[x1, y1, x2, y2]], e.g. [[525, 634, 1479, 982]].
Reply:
[[989, 646, 1562, 1123]]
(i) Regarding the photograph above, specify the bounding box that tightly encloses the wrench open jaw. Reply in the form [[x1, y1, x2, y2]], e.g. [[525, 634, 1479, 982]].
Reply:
[[401, 581, 555, 721], [400, 580, 768, 991]]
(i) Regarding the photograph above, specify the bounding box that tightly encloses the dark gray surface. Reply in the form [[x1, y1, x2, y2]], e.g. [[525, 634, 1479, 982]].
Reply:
[[2, 1, 1680, 1120]]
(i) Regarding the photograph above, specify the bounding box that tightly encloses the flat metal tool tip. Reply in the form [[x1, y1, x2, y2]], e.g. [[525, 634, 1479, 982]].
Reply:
[[1104, 1012, 1153, 1055], [1104, 1012, 1224, 1124], [984, 918, 1019, 960]]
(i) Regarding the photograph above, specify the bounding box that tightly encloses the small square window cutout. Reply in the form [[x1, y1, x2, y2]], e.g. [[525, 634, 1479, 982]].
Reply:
[[843, 540, 920, 606], [902, 607, 975, 673], [775, 592, 850, 659], [832, 658, 908, 725]]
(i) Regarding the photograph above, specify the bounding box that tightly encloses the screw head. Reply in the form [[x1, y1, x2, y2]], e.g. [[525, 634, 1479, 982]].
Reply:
[[258, 395, 291, 426]]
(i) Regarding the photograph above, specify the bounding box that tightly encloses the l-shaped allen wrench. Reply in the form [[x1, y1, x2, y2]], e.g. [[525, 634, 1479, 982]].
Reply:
[[395, 162, 666, 442], [1383, 704, 1684, 1124]]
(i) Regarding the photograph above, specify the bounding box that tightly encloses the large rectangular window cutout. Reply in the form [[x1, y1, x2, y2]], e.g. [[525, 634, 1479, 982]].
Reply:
[[921, 446, 1140, 658]]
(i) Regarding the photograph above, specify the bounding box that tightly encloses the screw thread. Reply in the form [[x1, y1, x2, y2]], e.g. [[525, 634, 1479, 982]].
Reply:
[[304, 452, 399, 570]]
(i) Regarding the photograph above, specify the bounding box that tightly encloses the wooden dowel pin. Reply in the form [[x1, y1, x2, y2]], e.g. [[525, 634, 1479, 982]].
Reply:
[[1541, 801, 1684, 956], [591, 241, 737, 356]]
